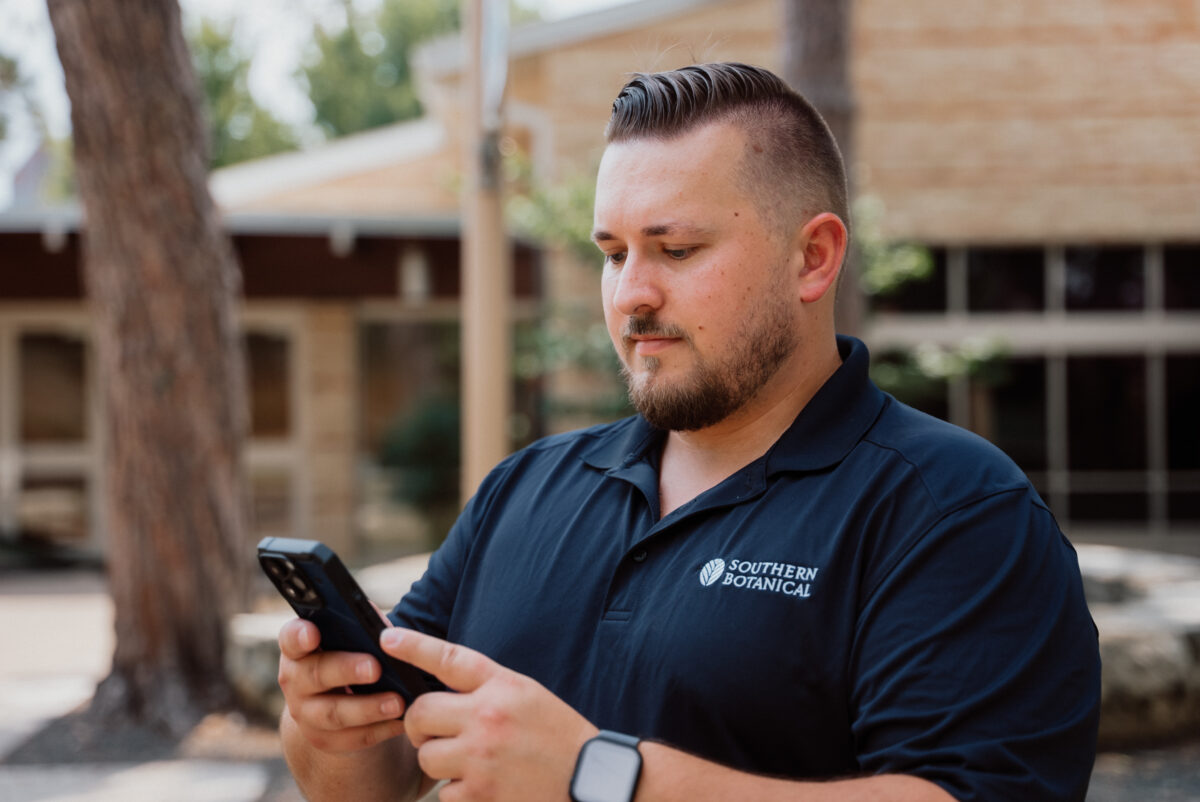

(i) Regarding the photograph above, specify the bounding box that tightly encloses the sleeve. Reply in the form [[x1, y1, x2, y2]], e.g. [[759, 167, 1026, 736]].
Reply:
[[386, 491, 480, 638], [849, 488, 1101, 802]]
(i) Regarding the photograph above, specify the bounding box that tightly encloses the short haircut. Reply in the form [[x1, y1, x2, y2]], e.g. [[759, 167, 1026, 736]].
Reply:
[[605, 62, 848, 235]]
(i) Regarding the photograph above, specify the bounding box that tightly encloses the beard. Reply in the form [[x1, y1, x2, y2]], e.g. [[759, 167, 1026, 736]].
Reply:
[[619, 287, 798, 431]]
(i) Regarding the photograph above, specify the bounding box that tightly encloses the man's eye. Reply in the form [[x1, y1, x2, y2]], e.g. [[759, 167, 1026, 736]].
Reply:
[[665, 248, 694, 260], [607, 252, 627, 266]]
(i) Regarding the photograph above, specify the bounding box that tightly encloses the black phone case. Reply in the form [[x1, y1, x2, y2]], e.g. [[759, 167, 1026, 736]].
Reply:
[[257, 536, 440, 706]]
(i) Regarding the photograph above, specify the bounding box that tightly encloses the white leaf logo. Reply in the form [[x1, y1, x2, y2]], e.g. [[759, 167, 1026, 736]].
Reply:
[[699, 558, 725, 587]]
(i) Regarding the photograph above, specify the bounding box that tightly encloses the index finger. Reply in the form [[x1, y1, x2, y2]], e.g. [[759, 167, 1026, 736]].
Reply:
[[380, 628, 495, 693]]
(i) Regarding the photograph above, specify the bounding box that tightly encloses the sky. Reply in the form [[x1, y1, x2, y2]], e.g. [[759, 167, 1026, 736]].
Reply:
[[0, 0, 623, 208]]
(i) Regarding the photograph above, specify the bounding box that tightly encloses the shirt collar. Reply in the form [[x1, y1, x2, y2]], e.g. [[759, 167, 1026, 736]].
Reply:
[[580, 335, 885, 476], [763, 335, 886, 474]]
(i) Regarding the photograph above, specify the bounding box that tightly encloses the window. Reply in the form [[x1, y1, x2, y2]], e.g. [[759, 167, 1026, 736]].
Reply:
[[19, 333, 87, 442], [1067, 357, 1146, 471], [870, 247, 947, 313], [1064, 246, 1144, 311], [867, 241, 1200, 539], [246, 332, 291, 438], [1167, 354, 1200, 523], [3, 325, 94, 550], [1167, 355, 1200, 471], [241, 323, 299, 540], [1069, 491, 1150, 523], [18, 476, 88, 543], [969, 358, 1047, 471], [1164, 245, 1200, 310], [967, 248, 1044, 311]]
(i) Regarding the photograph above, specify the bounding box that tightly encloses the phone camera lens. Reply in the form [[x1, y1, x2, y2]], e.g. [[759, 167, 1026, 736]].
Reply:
[[265, 557, 294, 581]]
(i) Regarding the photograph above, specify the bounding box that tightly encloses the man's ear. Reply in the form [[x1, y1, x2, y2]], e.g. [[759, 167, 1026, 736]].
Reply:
[[794, 212, 848, 304]]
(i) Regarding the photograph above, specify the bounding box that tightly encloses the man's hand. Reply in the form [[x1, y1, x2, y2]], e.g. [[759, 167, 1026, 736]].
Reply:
[[381, 627, 598, 802], [277, 618, 409, 754]]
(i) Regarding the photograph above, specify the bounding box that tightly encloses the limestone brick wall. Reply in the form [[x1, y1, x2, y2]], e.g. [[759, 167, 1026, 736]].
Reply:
[[853, 0, 1200, 243], [517, 0, 784, 177], [301, 303, 358, 558]]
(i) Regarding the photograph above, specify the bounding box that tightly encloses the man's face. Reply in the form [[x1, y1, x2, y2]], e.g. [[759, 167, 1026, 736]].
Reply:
[[592, 122, 803, 431]]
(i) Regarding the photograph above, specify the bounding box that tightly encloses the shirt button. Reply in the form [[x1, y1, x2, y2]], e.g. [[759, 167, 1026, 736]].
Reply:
[[631, 548, 648, 563]]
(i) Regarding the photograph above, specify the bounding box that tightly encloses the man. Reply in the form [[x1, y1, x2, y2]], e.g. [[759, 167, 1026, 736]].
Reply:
[[277, 63, 1100, 802]]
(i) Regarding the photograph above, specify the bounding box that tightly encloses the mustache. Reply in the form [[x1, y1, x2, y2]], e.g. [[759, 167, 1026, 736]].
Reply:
[[622, 315, 688, 342]]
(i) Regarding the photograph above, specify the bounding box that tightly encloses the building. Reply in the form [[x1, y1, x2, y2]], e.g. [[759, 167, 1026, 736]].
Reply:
[[1, 0, 1197, 560]]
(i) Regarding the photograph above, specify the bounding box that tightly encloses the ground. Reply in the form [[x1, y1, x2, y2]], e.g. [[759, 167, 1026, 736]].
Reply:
[[2, 706, 1198, 801]]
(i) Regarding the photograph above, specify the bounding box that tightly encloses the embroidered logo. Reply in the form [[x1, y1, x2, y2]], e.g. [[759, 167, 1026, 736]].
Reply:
[[699, 557, 818, 599], [699, 558, 726, 586]]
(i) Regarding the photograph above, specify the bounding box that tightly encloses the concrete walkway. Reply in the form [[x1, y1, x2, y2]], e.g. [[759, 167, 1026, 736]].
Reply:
[[2, 545, 1199, 801]]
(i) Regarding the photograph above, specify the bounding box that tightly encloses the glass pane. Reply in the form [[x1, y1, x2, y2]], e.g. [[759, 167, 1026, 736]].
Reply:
[[1064, 246, 1144, 310], [19, 476, 88, 543], [1164, 245, 1200, 311], [251, 468, 291, 536], [246, 332, 291, 438], [969, 357, 1047, 470], [1168, 491, 1200, 521], [869, 247, 947, 313], [1069, 491, 1148, 523], [1167, 355, 1200, 470], [1067, 356, 1146, 470], [19, 333, 86, 443], [967, 247, 1045, 311]]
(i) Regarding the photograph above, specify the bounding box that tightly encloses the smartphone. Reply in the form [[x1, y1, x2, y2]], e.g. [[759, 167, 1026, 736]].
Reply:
[[257, 536, 440, 706]]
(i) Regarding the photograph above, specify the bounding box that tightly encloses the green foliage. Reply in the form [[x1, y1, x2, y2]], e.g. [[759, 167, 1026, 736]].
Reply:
[[506, 153, 601, 269], [870, 337, 1009, 405], [378, 396, 461, 511], [300, 0, 459, 139], [854, 195, 934, 296], [0, 52, 18, 141], [299, 0, 540, 140], [853, 195, 1009, 399], [505, 153, 631, 420], [0, 50, 45, 147], [188, 19, 299, 169]]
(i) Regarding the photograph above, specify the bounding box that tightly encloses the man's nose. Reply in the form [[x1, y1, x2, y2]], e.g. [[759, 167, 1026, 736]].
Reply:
[[611, 253, 665, 316]]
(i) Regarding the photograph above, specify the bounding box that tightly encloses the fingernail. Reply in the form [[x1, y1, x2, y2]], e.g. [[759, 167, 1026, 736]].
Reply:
[[299, 625, 317, 651], [381, 628, 404, 649], [357, 659, 374, 682], [382, 697, 401, 718]]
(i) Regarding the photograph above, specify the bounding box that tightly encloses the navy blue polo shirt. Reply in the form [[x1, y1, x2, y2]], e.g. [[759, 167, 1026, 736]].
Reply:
[[390, 336, 1100, 802]]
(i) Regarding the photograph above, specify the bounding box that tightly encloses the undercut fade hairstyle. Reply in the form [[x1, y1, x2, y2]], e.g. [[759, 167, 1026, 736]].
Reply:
[[605, 62, 849, 237]]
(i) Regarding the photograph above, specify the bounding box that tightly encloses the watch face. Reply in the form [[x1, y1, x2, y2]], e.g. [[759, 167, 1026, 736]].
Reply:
[[571, 738, 641, 802]]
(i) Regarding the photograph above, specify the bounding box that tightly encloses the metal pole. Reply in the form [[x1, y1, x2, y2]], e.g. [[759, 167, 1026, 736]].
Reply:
[[461, 0, 511, 502]]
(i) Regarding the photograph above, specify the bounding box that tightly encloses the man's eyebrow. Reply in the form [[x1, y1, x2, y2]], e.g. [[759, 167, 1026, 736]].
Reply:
[[643, 222, 716, 238], [590, 223, 715, 243]]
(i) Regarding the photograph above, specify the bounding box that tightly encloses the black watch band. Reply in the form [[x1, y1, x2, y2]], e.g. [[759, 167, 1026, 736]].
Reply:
[[569, 730, 643, 802]]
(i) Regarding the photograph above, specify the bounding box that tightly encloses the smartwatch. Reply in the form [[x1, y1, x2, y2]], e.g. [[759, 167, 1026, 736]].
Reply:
[[569, 730, 643, 802]]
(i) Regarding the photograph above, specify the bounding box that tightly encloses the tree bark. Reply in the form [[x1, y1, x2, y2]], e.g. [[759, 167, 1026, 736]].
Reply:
[[46, 0, 250, 736], [783, 0, 865, 336]]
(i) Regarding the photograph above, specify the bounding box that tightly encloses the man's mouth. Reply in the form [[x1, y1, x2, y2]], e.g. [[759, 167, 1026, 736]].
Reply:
[[630, 336, 678, 357], [622, 318, 687, 359]]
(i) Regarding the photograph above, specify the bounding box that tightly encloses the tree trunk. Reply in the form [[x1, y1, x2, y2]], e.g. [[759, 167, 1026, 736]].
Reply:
[[783, 0, 865, 336], [46, 0, 250, 737]]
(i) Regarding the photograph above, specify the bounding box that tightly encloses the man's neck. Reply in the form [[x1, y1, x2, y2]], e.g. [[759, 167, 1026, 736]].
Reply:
[[656, 341, 842, 518]]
